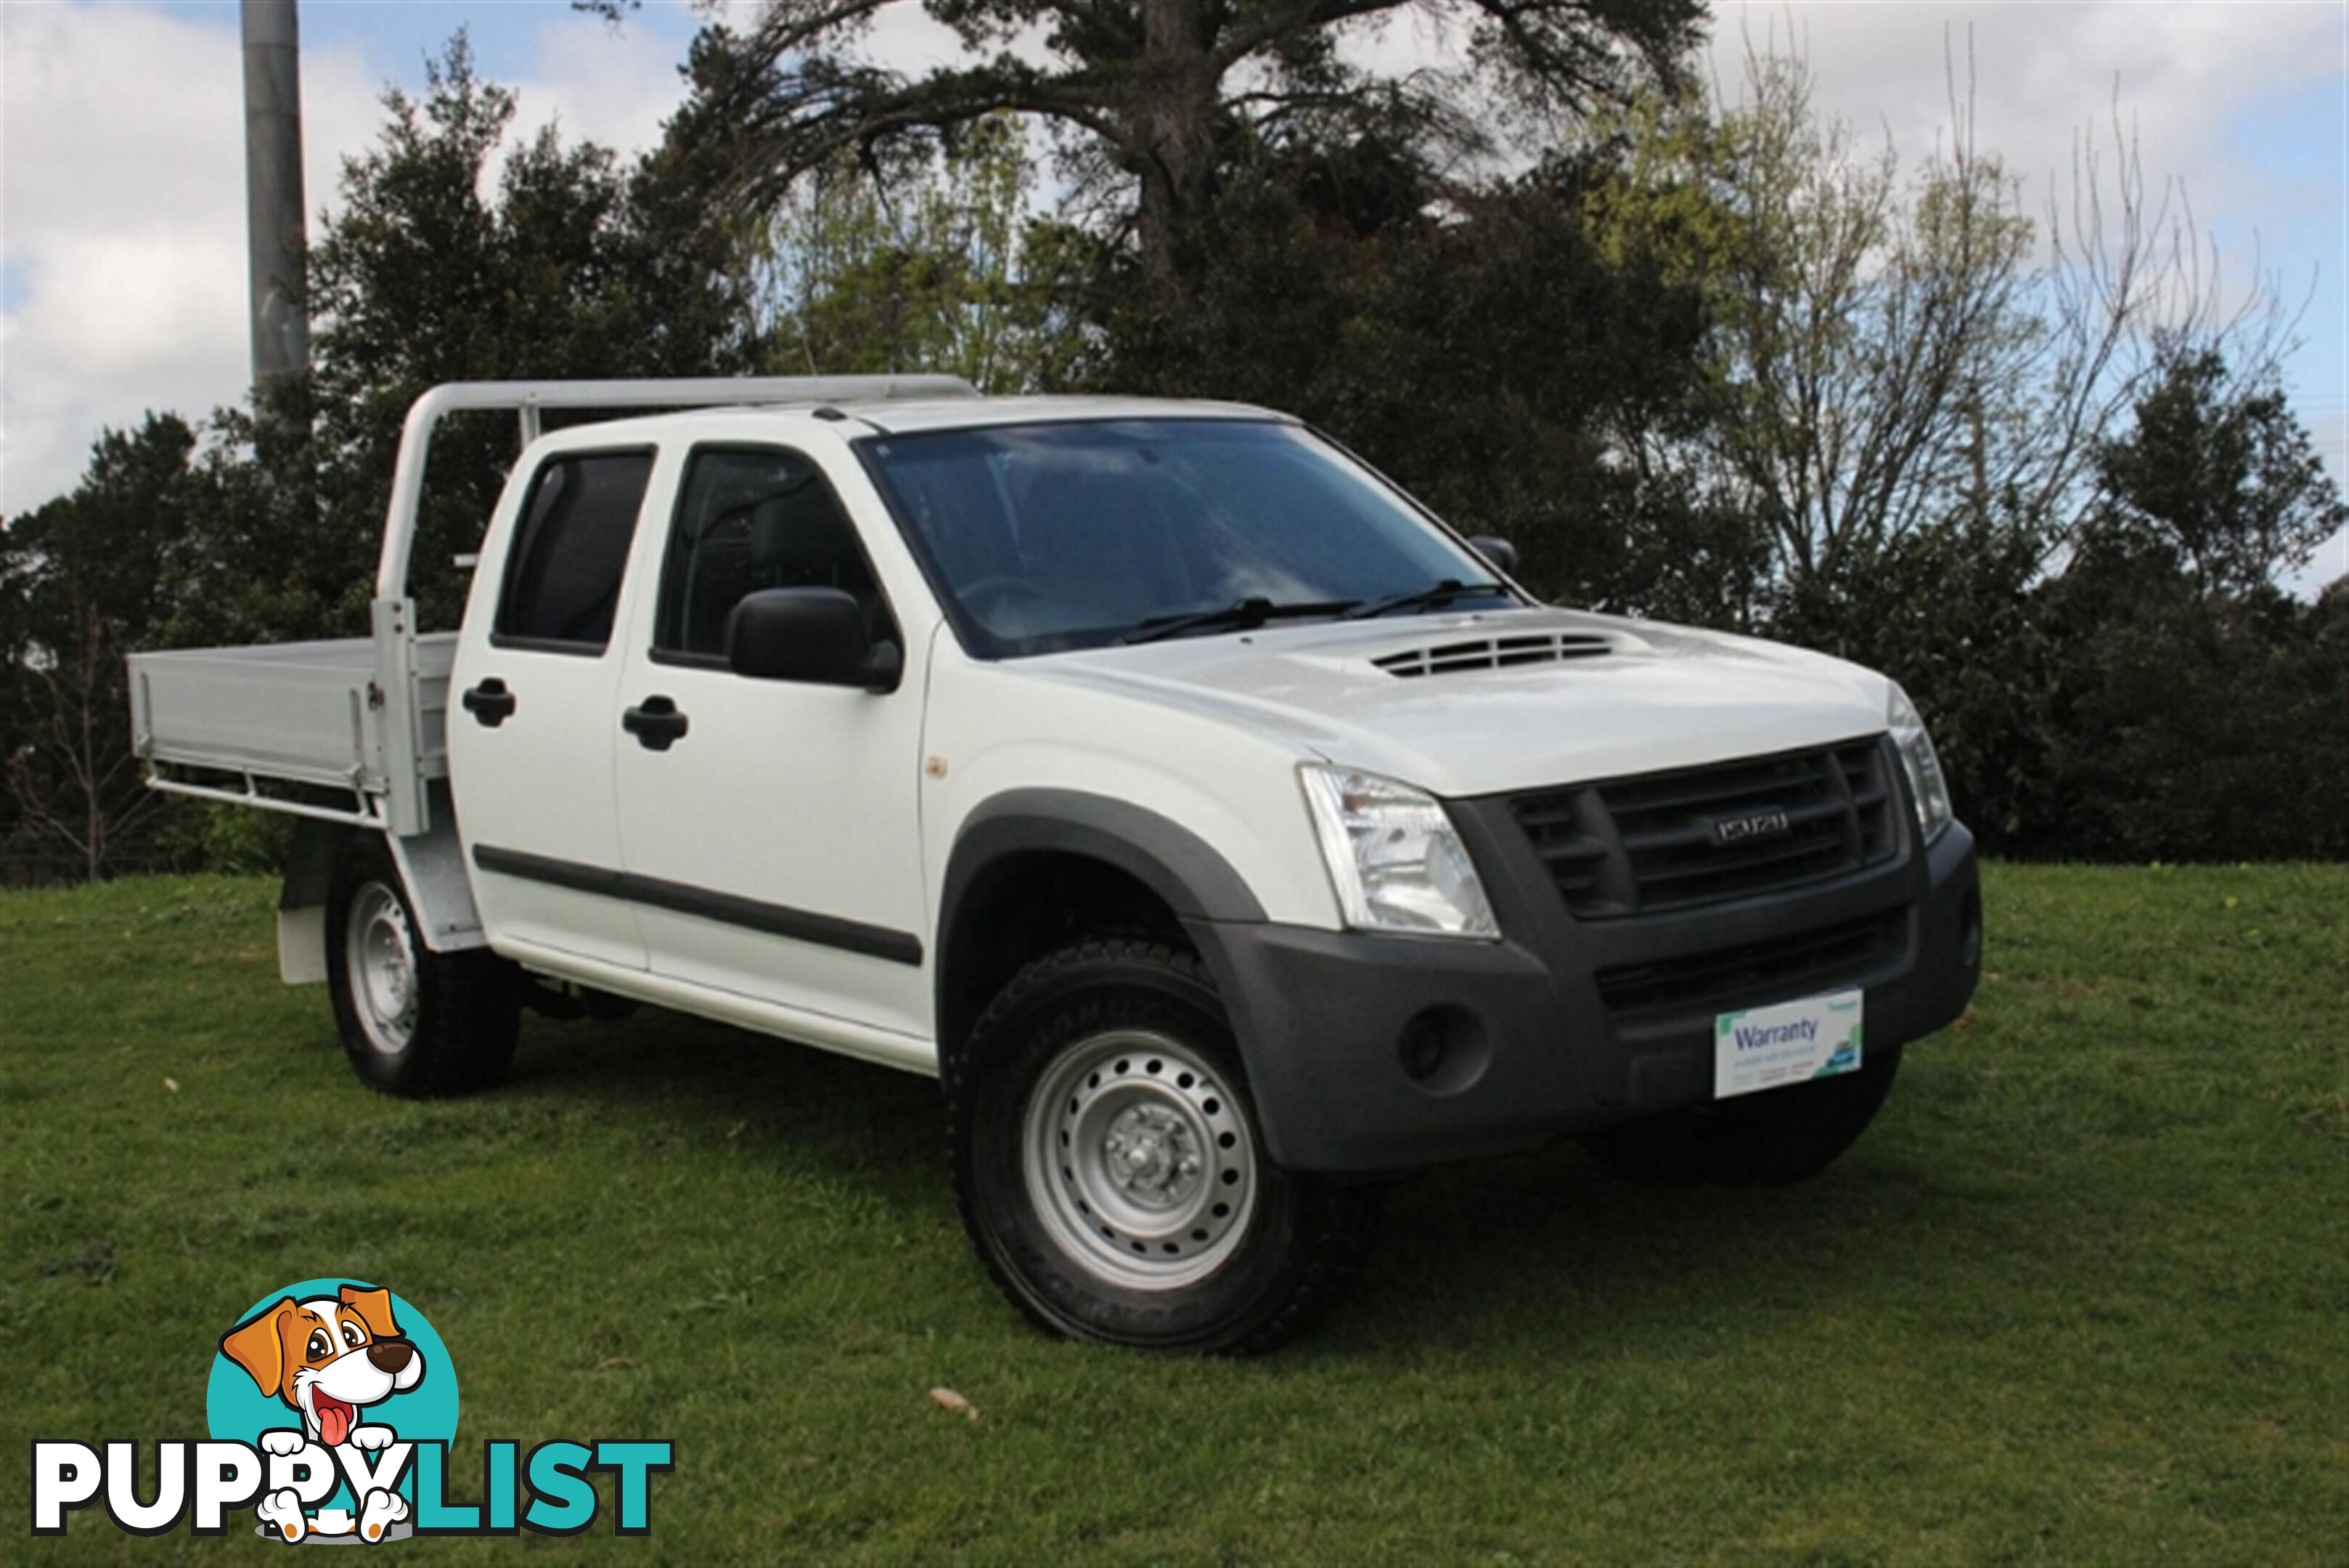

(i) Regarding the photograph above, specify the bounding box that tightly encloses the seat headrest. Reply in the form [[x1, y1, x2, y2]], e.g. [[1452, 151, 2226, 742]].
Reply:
[[749, 488, 858, 575]]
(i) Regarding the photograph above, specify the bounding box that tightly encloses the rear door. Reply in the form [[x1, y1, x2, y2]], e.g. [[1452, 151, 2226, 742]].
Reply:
[[610, 441, 931, 1037], [447, 445, 658, 971]]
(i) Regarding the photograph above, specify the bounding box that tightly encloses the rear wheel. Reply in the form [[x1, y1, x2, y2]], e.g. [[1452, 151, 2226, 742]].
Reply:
[[327, 841, 520, 1098], [1582, 1046, 1903, 1187], [948, 936, 1376, 1353]]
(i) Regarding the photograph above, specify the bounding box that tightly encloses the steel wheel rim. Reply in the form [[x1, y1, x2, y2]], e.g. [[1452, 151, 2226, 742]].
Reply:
[[345, 883, 419, 1055], [1022, 1029, 1259, 1290]]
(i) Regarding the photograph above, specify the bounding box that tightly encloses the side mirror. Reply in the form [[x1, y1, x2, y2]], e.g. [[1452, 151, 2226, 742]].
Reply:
[[1467, 535, 1519, 576], [725, 588, 900, 692]]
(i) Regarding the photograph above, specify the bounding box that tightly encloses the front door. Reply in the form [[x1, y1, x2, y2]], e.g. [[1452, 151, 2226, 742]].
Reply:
[[446, 446, 656, 972], [612, 443, 929, 1036]]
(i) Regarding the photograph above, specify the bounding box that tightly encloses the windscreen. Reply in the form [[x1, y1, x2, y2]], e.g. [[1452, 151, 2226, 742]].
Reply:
[[859, 419, 1508, 656]]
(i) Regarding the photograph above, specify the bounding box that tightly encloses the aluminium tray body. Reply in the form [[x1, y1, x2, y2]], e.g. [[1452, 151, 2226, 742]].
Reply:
[[128, 633, 457, 794]]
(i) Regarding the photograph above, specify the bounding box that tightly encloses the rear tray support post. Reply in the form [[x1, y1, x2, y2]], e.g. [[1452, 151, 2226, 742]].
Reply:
[[372, 596, 429, 837]]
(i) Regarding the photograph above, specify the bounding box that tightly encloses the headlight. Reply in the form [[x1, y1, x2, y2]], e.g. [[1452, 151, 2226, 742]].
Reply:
[[1299, 766, 1499, 939], [1887, 684, 1953, 842]]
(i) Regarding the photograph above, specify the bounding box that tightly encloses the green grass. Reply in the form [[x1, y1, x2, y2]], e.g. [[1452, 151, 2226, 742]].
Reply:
[[4, 865, 2344, 1563]]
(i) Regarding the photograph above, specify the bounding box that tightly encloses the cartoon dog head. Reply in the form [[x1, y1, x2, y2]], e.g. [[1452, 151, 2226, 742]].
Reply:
[[219, 1284, 424, 1447]]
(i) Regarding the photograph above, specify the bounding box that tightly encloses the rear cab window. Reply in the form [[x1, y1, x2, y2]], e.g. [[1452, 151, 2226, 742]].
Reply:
[[494, 449, 657, 654]]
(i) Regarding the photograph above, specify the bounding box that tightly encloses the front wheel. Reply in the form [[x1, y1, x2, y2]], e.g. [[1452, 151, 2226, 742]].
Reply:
[[947, 936, 1376, 1353], [327, 841, 520, 1098]]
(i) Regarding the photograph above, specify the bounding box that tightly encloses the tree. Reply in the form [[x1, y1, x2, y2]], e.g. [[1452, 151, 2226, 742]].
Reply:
[[297, 35, 760, 629], [618, 0, 1703, 271], [2085, 349, 2346, 597], [1, 35, 775, 883], [753, 115, 1079, 391], [2031, 566, 2349, 862], [1103, 146, 1749, 616], [0, 417, 205, 881], [1588, 44, 2298, 632], [2025, 352, 2349, 860], [1568, 42, 2316, 851]]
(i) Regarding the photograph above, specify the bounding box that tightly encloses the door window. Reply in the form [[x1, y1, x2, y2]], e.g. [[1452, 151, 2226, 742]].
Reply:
[[655, 447, 894, 664], [494, 450, 655, 653]]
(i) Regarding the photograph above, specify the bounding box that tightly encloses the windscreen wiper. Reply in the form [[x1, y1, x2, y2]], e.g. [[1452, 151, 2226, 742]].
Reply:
[[1341, 579, 1508, 620], [1121, 596, 1360, 645]]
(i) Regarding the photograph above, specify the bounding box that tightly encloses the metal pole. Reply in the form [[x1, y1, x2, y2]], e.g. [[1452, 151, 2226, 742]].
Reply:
[[241, 0, 308, 385]]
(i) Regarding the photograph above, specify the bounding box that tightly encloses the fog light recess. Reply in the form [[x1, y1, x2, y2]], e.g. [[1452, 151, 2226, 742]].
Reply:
[[1396, 1005, 1491, 1096]]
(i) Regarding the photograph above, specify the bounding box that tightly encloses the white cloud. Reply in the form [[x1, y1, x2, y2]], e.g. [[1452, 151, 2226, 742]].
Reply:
[[7, 0, 2342, 592], [1343, 1, 2349, 587], [0, 1, 699, 517], [690, 0, 981, 69], [1702, 2, 2348, 591], [2290, 407, 2349, 595], [0, 0, 1031, 517], [503, 10, 688, 168], [1704, 3, 2342, 256], [1, 2, 379, 515]]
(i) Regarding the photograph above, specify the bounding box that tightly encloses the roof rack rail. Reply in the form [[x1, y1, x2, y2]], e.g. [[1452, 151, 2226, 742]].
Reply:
[[375, 375, 975, 600]]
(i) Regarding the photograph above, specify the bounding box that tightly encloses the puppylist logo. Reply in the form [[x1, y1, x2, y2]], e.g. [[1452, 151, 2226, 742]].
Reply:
[[30, 1278, 672, 1542]]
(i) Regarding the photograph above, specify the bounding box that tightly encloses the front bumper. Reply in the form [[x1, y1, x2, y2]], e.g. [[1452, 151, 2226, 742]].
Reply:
[[1188, 807, 1981, 1175]]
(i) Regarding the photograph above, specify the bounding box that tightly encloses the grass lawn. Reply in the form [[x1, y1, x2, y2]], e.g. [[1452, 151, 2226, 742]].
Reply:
[[3, 863, 2343, 1562]]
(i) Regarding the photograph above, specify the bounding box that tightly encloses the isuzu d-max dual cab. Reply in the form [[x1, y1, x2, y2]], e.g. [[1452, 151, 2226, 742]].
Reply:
[[130, 377, 1982, 1352]]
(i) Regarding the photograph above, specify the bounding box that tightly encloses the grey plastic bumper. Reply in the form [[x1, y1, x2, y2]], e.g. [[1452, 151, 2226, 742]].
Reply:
[[1190, 814, 1982, 1175]]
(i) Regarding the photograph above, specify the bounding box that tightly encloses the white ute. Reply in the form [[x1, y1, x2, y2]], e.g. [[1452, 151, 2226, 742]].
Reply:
[[131, 377, 1982, 1351]]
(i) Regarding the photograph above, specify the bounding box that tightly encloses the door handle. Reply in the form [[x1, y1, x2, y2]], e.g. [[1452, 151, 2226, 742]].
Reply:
[[461, 677, 516, 727], [621, 695, 689, 751]]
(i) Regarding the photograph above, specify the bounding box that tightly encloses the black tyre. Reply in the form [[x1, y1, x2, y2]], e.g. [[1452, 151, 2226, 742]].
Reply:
[[947, 935, 1376, 1353], [1582, 1046, 1903, 1187], [326, 840, 520, 1098]]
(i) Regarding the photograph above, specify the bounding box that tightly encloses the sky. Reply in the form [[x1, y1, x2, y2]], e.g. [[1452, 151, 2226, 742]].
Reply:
[[3, 0, 2345, 588]]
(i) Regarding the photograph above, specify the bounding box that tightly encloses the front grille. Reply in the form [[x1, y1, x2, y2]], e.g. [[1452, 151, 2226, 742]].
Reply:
[[1508, 738, 1900, 919], [1596, 910, 1905, 1019]]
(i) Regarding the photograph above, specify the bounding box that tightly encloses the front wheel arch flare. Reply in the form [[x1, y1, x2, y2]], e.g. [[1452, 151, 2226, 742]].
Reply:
[[937, 792, 1267, 1077]]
